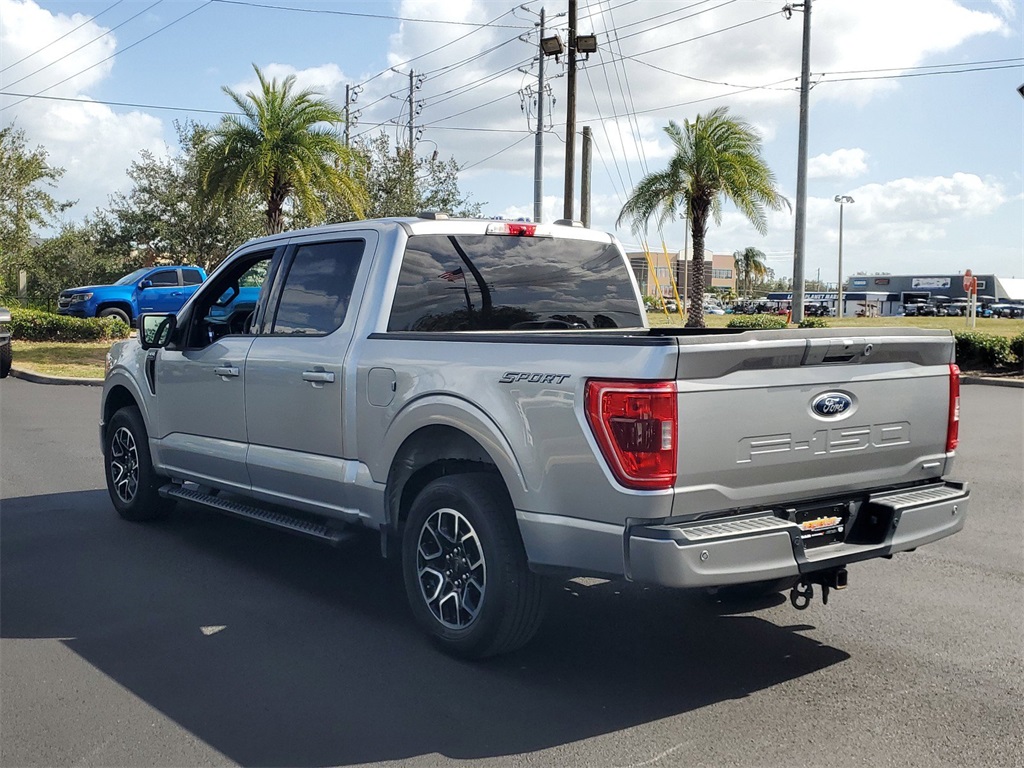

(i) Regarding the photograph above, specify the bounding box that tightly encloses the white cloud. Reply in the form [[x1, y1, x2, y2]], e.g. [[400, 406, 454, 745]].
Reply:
[[809, 148, 869, 180], [1, 0, 166, 223]]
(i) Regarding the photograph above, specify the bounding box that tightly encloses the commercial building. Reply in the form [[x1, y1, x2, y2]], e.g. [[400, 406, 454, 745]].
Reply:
[[768, 273, 1024, 317], [627, 249, 736, 300]]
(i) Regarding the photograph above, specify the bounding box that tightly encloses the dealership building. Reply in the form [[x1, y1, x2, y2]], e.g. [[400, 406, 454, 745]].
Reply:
[[768, 273, 1024, 317]]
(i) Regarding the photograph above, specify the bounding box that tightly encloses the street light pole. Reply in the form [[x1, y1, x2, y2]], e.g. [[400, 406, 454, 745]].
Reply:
[[834, 194, 854, 318]]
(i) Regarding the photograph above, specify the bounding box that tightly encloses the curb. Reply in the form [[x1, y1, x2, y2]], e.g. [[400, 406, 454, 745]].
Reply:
[[9, 368, 104, 387], [962, 375, 1024, 389]]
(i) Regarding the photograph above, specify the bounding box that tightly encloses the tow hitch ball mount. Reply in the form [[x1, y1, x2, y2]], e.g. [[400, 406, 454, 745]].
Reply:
[[790, 567, 848, 610]]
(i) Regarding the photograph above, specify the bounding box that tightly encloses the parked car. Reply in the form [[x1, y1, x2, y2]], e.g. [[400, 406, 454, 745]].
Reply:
[[704, 304, 725, 315], [58, 266, 208, 325], [0, 306, 11, 378], [990, 303, 1024, 319]]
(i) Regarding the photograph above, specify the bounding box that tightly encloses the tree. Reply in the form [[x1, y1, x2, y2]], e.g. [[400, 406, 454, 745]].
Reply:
[[101, 121, 262, 271], [19, 221, 135, 301], [617, 107, 788, 327], [733, 246, 768, 298], [320, 133, 481, 221], [199, 64, 366, 234], [0, 125, 72, 294]]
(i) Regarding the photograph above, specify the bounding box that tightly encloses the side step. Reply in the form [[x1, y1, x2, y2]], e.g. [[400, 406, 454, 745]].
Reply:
[[160, 483, 354, 545]]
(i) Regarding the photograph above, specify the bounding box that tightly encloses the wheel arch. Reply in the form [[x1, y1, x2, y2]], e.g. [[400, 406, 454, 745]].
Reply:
[[96, 301, 133, 321], [383, 422, 521, 556], [101, 381, 143, 450]]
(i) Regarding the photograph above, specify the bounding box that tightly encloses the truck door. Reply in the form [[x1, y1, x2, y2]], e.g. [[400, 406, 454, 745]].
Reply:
[[138, 268, 185, 314], [243, 232, 374, 512], [151, 250, 279, 491]]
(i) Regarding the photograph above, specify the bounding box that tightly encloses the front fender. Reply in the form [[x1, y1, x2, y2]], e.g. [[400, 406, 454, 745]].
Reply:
[[101, 342, 153, 445]]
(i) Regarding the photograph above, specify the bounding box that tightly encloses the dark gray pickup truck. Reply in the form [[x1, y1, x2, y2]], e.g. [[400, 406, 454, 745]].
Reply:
[[101, 215, 968, 657]]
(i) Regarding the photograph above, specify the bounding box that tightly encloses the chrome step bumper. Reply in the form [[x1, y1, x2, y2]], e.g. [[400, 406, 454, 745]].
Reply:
[[626, 481, 969, 588]]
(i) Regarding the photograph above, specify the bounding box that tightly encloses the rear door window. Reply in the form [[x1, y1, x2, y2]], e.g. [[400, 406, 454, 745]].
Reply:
[[388, 234, 643, 331], [269, 240, 365, 335], [182, 268, 204, 285]]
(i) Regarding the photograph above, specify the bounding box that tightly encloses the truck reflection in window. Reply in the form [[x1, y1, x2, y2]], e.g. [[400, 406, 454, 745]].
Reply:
[[389, 235, 643, 332]]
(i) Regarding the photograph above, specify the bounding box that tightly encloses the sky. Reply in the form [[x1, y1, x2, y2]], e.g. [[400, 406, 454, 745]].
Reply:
[[1, 0, 1022, 286]]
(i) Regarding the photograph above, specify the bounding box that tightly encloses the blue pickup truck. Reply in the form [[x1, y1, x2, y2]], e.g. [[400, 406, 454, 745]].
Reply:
[[58, 266, 207, 325]]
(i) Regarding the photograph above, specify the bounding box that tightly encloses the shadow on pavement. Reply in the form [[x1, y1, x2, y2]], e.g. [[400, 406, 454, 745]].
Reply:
[[1, 490, 849, 767]]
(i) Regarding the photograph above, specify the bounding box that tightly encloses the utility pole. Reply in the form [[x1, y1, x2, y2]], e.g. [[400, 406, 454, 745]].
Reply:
[[343, 85, 361, 147], [563, 0, 578, 221], [786, 0, 812, 323], [408, 70, 416, 153], [581, 125, 592, 227], [534, 8, 546, 223]]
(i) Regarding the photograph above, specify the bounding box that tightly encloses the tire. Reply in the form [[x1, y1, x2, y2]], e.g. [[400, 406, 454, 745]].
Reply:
[[100, 307, 131, 325], [401, 473, 545, 659], [104, 406, 174, 521], [0, 341, 10, 379]]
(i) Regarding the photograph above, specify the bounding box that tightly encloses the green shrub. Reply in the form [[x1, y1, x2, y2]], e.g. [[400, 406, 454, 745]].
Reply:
[[727, 314, 789, 330], [1010, 332, 1024, 365], [953, 330, 1015, 369], [798, 317, 830, 329], [7, 308, 131, 342]]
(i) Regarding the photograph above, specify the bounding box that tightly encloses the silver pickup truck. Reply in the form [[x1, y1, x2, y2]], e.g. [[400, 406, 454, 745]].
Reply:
[[101, 215, 968, 657]]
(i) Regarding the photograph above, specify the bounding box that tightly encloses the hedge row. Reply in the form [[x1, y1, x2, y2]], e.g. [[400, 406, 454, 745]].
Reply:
[[798, 317, 830, 329], [4, 308, 131, 342], [726, 314, 789, 330], [953, 330, 1021, 370]]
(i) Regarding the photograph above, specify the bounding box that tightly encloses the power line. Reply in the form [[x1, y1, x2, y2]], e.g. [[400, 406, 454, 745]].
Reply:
[[2, 1, 212, 113], [460, 134, 533, 171], [0, 0, 127, 74], [817, 63, 1023, 82], [3, 0, 165, 90], [819, 57, 1024, 76], [209, 0, 531, 28], [0, 90, 244, 116], [356, 7, 521, 89]]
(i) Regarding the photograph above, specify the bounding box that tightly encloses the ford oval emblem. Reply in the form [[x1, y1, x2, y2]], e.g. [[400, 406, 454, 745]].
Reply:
[[811, 392, 854, 418]]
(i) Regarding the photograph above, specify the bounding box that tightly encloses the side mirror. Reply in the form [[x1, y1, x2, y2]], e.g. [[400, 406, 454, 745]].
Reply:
[[139, 313, 176, 349], [138, 279, 153, 290], [0, 307, 11, 324]]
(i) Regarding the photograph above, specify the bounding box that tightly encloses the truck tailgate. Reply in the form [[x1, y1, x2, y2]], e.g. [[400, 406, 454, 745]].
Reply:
[[671, 329, 956, 517]]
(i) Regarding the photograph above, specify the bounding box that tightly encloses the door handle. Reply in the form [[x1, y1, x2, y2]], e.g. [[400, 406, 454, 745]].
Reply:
[[214, 366, 240, 378], [302, 370, 336, 384]]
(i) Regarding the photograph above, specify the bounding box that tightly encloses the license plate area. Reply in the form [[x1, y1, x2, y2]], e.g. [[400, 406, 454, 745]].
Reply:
[[793, 503, 848, 548]]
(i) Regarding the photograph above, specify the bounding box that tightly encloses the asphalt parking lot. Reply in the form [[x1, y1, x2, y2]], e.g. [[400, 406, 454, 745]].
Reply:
[[1, 378, 1021, 767]]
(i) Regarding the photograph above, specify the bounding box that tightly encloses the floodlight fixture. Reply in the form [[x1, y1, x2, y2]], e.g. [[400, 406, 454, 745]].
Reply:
[[575, 34, 598, 54], [540, 35, 564, 57]]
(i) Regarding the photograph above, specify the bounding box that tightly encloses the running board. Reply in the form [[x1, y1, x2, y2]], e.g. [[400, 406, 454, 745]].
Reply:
[[160, 483, 354, 545]]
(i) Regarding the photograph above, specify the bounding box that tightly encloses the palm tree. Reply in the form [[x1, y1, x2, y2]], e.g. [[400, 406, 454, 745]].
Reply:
[[200, 64, 366, 234], [617, 107, 788, 327], [734, 246, 768, 298]]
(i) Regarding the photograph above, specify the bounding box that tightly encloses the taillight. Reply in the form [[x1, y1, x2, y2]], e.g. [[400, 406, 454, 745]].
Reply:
[[946, 364, 960, 452], [585, 379, 677, 490]]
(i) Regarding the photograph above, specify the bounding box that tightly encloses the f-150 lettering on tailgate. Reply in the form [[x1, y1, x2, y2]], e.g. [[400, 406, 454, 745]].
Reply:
[[737, 421, 911, 464]]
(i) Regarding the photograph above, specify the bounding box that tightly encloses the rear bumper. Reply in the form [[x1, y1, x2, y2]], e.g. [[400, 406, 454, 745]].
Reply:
[[625, 481, 968, 588]]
